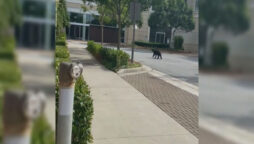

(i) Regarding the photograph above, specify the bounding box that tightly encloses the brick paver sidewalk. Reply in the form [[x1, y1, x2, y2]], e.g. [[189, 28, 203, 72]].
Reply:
[[122, 73, 199, 138]]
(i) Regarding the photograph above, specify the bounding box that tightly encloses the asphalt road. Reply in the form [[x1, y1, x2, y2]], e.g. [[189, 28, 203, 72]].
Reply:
[[120, 48, 199, 86], [200, 73, 254, 143]]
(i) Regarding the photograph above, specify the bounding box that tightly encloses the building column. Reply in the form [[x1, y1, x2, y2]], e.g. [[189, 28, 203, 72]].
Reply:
[[82, 14, 86, 41], [44, 0, 52, 50]]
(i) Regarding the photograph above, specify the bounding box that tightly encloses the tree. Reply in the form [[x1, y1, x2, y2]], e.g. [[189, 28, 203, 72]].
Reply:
[[95, 0, 112, 46], [86, 0, 151, 49], [106, 0, 151, 50], [0, 0, 21, 51], [149, 0, 195, 48], [0, 0, 21, 36], [56, 0, 69, 40], [199, 0, 250, 65]]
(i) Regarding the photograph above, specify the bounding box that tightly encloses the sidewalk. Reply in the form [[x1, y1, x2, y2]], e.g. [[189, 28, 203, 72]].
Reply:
[[68, 41, 198, 144], [17, 49, 55, 131]]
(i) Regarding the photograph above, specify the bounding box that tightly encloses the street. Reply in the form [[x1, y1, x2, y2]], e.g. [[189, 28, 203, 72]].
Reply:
[[199, 73, 254, 143], [107, 47, 199, 86]]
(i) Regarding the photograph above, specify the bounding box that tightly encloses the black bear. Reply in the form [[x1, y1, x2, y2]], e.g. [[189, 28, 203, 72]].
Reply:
[[152, 49, 162, 59]]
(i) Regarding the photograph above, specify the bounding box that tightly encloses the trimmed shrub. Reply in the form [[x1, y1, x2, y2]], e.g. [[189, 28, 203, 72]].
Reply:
[[55, 45, 70, 59], [56, 40, 66, 46], [174, 36, 184, 50], [134, 41, 169, 49], [31, 116, 55, 144], [0, 60, 22, 92], [0, 37, 16, 60], [87, 41, 101, 56], [55, 43, 94, 144], [87, 41, 130, 71], [212, 42, 229, 66], [72, 77, 94, 144]]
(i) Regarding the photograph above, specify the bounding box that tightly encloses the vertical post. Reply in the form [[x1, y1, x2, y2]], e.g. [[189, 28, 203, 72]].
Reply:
[[131, 0, 136, 63], [3, 90, 46, 144], [44, 0, 52, 50], [56, 62, 83, 144]]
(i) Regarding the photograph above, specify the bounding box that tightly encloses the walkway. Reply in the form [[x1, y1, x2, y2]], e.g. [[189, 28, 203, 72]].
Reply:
[[17, 49, 55, 130], [68, 40, 198, 144]]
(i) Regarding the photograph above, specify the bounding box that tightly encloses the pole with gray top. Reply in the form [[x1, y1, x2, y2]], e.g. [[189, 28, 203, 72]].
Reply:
[[56, 62, 83, 144], [3, 90, 46, 144], [130, 0, 141, 63]]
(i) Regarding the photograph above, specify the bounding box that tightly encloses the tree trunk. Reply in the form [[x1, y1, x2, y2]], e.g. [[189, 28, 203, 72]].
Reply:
[[117, 12, 121, 50], [171, 28, 176, 49], [101, 23, 104, 46], [204, 26, 215, 66]]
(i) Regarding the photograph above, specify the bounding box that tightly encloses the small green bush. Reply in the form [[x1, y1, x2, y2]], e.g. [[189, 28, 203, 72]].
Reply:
[[0, 37, 15, 60], [135, 41, 169, 49], [56, 33, 67, 43], [212, 42, 229, 66], [0, 60, 22, 90], [55, 45, 70, 59], [56, 40, 66, 46], [31, 116, 55, 144], [72, 77, 94, 144], [87, 41, 130, 71], [174, 36, 184, 50]]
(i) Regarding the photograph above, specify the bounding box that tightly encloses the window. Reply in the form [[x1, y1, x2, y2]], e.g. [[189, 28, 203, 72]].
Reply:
[[23, 0, 46, 18], [70, 12, 83, 23], [195, 0, 199, 11], [86, 14, 94, 24]]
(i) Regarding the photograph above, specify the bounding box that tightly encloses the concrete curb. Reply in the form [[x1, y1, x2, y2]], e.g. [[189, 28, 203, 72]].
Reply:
[[200, 117, 254, 144], [118, 65, 199, 96], [117, 65, 152, 76]]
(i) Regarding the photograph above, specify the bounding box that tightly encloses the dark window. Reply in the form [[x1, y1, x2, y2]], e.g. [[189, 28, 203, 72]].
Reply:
[[195, 0, 199, 11], [70, 12, 83, 23], [86, 14, 94, 24], [23, 0, 46, 18]]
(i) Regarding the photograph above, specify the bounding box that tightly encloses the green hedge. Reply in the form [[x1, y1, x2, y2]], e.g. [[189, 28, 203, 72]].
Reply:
[[31, 116, 55, 144], [174, 36, 184, 50], [0, 37, 15, 60], [72, 77, 94, 144], [0, 60, 22, 90], [134, 41, 169, 49], [55, 45, 70, 59], [0, 37, 22, 93], [56, 40, 66, 46], [55, 44, 94, 144], [212, 42, 229, 66], [87, 41, 129, 71]]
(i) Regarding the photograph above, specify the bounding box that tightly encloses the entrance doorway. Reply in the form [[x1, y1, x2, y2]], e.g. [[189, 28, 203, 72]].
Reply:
[[67, 25, 89, 41], [68, 25, 83, 40], [155, 32, 166, 44]]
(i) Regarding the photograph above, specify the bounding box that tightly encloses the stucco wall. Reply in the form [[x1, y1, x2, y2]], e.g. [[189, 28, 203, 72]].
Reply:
[[213, 0, 254, 72], [124, 11, 151, 45]]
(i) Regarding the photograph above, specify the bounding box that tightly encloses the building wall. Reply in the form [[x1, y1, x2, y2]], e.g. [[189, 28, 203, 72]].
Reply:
[[175, 0, 199, 53], [66, 1, 99, 40], [16, 0, 55, 50], [124, 11, 151, 45], [212, 0, 254, 72]]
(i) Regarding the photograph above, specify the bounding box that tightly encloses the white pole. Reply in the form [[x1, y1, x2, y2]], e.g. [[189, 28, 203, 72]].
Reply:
[[56, 62, 83, 144]]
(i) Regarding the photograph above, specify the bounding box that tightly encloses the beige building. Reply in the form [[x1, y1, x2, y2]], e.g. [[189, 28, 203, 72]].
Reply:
[[124, 0, 199, 53], [124, 10, 151, 46], [212, 0, 254, 72], [176, 0, 199, 53]]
